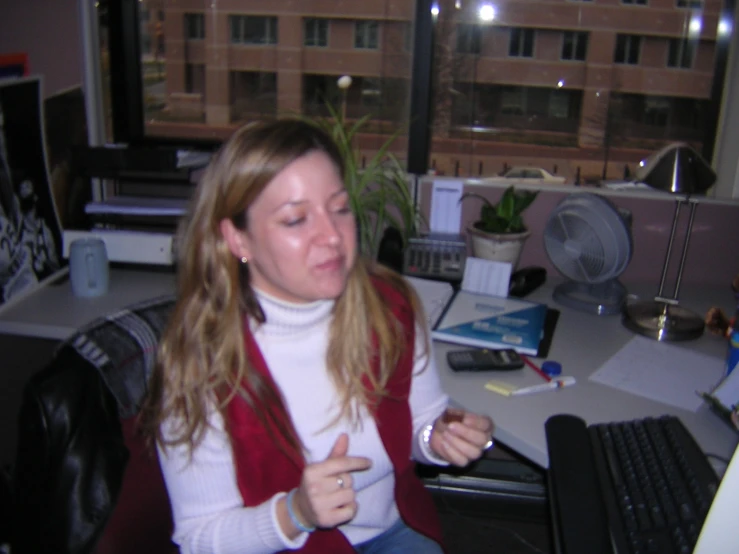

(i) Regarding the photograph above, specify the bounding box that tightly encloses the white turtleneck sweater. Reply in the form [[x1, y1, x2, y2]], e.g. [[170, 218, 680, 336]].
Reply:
[[157, 289, 449, 554]]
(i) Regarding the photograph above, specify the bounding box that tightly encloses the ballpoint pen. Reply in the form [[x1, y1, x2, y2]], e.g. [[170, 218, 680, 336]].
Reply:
[[510, 376, 576, 396], [520, 354, 552, 382]]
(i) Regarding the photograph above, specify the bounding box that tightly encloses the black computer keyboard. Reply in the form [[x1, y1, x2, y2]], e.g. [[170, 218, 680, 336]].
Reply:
[[546, 414, 721, 554]]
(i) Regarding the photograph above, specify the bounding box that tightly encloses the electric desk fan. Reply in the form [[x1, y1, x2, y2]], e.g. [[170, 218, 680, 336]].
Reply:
[[543, 192, 632, 315]]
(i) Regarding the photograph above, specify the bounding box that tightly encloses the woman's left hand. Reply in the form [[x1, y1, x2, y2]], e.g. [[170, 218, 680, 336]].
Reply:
[[428, 408, 495, 467]]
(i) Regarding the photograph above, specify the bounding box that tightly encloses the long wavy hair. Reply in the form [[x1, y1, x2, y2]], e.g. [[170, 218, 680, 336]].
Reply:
[[141, 119, 427, 457]]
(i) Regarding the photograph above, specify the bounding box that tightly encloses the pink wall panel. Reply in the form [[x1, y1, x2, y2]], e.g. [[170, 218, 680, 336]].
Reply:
[[0, 0, 82, 97], [419, 181, 739, 291]]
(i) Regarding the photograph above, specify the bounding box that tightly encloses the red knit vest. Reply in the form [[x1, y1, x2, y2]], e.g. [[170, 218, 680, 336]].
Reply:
[[225, 278, 444, 553]]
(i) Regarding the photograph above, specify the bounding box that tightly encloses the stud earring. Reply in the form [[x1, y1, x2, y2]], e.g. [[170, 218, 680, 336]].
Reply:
[[241, 256, 248, 264]]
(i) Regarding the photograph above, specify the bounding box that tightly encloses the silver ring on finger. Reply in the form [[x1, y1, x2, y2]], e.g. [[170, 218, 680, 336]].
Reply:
[[337, 476, 345, 489], [484, 438, 494, 450]]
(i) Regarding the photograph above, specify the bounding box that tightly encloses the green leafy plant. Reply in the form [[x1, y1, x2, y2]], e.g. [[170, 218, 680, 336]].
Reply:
[[300, 88, 422, 257], [460, 186, 538, 234]]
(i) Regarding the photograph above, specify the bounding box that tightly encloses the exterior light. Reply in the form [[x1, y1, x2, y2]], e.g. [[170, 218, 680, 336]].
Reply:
[[557, 80, 565, 88], [455, 0, 462, 8], [337, 75, 353, 90], [689, 17, 702, 35], [718, 18, 731, 37], [478, 3, 495, 22], [431, 3, 440, 16]]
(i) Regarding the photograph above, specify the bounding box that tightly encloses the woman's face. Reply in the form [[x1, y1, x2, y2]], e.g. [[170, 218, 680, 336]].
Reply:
[[224, 150, 357, 304]]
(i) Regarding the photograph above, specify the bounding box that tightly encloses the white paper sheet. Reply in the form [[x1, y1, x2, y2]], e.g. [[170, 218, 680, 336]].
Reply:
[[429, 180, 463, 234], [589, 335, 725, 412], [461, 257, 512, 297], [405, 275, 454, 328]]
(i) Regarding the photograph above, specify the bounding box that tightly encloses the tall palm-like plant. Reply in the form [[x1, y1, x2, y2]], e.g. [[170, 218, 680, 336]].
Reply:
[[301, 80, 422, 258]]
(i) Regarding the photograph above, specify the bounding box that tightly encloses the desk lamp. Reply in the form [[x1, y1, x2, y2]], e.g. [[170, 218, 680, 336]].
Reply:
[[621, 142, 715, 342]]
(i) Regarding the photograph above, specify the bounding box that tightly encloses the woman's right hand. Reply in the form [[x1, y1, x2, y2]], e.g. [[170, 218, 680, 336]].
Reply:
[[290, 433, 371, 530]]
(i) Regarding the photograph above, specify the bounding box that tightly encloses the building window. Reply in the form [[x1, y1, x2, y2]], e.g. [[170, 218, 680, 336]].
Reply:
[[185, 63, 205, 94], [561, 31, 588, 61], [456, 24, 482, 54], [230, 15, 278, 45], [304, 18, 328, 47], [668, 38, 696, 69], [184, 13, 205, 40], [622, 0, 647, 4], [614, 34, 641, 65], [509, 28, 535, 58], [354, 20, 379, 49], [676, 0, 702, 6], [230, 71, 278, 120]]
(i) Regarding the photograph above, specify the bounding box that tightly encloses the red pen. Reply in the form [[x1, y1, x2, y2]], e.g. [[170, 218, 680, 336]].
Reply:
[[520, 355, 552, 382]]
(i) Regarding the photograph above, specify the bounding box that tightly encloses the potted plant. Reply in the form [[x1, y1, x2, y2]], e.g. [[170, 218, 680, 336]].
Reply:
[[460, 186, 539, 268], [300, 76, 422, 259]]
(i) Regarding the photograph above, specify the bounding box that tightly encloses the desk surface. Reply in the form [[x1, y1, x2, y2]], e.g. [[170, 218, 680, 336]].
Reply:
[[436, 281, 739, 469], [1, 268, 736, 470], [0, 267, 176, 340]]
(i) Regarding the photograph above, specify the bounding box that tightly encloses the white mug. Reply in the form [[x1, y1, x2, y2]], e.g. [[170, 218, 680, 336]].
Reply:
[[69, 238, 109, 298]]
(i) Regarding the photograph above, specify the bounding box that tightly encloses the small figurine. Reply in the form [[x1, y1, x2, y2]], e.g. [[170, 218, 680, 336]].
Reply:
[[705, 273, 739, 430], [704, 273, 739, 338]]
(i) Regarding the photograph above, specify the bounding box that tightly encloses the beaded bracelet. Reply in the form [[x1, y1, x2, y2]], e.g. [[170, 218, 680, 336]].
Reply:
[[286, 489, 316, 533]]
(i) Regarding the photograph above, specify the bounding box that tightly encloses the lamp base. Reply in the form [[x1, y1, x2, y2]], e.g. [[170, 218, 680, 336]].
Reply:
[[622, 300, 704, 342]]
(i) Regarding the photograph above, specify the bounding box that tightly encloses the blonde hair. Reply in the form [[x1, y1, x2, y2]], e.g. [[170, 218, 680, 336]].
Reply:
[[141, 119, 427, 457]]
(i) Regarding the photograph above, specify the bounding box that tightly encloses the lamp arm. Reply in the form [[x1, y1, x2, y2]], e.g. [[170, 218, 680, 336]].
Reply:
[[656, 199, 683, 299], [670, 198, 698, 301]]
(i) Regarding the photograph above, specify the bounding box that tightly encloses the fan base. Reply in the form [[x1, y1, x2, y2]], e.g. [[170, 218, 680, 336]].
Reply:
[[622, 300, 704, 342], [553, 280, 627, 315]]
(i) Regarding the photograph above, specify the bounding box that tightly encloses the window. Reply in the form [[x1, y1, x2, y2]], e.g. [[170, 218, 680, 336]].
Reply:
[[509, 28, 535, 58], [185, 63, 205, 94], [230, 71, 277, 121], [668, 38, 696, 69], [355, 21, 379, 49], [549, 90, 570, 118], [304, 18, 328, 47], [561, 31, 588, 61], [457, 24, 482, 54], [622, 0, 647, 4], [614, 34, 641, 65], [101, 0, 737, 197], [185, 13, 205, 40], [230, 15, 278, 45], [676, 0, 702, 6]]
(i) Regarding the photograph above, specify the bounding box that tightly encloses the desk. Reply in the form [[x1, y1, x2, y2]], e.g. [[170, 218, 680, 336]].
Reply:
[[435, 280, 739, 469], [1, 268, 736, 472], [0, 267, 176, 340]]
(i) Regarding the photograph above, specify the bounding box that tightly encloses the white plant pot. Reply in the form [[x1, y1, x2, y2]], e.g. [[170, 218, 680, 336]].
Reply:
[[467, 226, 531, 269]]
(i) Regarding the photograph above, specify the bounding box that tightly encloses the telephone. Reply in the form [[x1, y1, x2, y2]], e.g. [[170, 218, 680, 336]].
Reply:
[[401, 233, 466, 283]]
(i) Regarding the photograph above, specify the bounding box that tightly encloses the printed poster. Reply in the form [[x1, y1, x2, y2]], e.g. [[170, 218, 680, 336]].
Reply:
[[0, 76, 63, 304]]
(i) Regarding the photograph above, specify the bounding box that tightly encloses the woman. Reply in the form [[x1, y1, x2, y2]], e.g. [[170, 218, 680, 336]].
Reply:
[[142, 119, 494, 553]]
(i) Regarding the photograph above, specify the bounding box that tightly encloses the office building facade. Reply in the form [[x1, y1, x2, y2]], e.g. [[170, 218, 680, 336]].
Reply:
[[136, 0, 723, 181]]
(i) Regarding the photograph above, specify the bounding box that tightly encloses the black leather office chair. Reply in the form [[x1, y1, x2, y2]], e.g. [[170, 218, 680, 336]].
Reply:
[[10, 295, 178, 554]]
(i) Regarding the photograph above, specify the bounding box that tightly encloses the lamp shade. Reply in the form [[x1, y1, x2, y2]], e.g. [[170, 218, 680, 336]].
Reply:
[[635, 142, 716, 195]]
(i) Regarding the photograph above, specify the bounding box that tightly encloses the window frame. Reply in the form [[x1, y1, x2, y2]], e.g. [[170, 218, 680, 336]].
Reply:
[[667, 37, 697, 69], [100, 0, 736, 191], [561, 30, 588, 61], [509, 27, 535, 58], [304, 17, 329, 48], [614, 34, 642, 65], [184, 13, 205, 41], [230, 15, 278, 46], [354, 20, 379, 50], [456, 23, 482, 55]]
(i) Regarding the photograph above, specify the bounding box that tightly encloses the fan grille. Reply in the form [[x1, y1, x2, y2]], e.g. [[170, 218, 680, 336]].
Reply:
[[544, 193, 631, 284]]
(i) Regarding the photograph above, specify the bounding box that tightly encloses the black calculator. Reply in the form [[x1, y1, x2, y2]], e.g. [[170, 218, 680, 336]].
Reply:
[[447, 348, 524, 372]]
